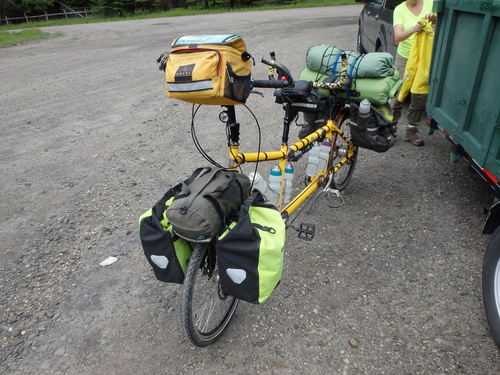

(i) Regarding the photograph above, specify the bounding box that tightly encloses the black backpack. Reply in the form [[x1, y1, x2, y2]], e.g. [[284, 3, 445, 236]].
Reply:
[[166, 167, 251, 242]]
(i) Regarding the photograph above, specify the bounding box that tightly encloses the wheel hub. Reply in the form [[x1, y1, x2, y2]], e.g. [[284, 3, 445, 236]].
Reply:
[[337, 146, 348, 158]]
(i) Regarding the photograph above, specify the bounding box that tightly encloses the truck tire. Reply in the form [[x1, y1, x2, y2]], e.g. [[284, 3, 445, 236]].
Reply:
[[482, 225, 500, 349]]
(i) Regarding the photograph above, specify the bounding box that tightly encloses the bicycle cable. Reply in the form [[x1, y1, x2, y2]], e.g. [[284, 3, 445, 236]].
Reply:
[[191, 104, 225, 169], [243, 104, 262, 193]]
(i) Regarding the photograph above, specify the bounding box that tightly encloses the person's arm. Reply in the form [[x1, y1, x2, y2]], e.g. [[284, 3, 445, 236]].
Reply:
[[394, 23, 422, 43], [393, 4, 422, 43]]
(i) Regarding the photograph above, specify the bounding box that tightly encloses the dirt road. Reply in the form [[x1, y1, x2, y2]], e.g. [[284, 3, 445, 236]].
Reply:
[[0, 5, 498, 374]]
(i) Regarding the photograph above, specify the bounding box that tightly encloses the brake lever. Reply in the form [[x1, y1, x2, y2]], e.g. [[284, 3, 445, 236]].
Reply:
[[249, 90, 264, 97]]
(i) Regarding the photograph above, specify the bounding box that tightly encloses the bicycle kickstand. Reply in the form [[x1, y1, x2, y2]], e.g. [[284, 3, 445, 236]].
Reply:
[[322, 174, 344, 208]]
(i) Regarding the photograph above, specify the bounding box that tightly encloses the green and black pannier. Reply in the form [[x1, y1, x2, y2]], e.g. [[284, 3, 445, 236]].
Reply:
[[166, 167, 251, 243], [349, 102, 396, 153], [216, 192, 286, 304], [139, 184, 193, 283]]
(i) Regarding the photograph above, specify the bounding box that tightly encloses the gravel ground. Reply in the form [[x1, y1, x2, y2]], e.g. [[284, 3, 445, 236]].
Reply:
[[0, 5, 498, 374]]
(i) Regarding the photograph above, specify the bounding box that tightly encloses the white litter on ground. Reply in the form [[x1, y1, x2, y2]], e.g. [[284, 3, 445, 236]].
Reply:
[[100, 256, 118, 266]]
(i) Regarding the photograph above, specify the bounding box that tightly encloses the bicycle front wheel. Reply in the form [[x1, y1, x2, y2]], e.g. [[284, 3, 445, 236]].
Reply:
[[329, 114, 358, 191], [181, 244, 239, 347]]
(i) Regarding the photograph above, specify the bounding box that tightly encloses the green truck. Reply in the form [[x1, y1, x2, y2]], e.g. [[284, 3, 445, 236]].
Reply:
[[426, 0, 500, 349]]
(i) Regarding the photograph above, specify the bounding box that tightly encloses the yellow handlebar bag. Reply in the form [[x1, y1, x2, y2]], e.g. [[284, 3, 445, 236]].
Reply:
[[165, 35, 253, 105]]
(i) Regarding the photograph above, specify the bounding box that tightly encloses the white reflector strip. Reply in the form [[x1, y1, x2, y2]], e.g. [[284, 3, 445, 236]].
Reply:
[[291, 103, 317, 108], [226, 268, 246, 284], [151, 255, 169, 269], [167, 80, 213, 92]]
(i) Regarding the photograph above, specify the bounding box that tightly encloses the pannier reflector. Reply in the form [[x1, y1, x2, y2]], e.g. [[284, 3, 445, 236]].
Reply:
[[226, 268, 247, 284], [151, 255, 169, 269]]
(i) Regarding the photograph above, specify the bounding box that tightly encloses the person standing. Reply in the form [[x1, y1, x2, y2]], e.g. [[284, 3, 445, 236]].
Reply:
[[393, 0, 434, 146]]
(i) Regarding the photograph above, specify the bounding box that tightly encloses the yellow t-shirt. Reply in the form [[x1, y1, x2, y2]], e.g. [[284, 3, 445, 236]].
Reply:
[[393, 0, 433, 58]]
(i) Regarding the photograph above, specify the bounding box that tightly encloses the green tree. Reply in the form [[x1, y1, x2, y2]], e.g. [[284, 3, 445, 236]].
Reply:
[[92, 0, 134, 15], [21, 0, 55, 13]]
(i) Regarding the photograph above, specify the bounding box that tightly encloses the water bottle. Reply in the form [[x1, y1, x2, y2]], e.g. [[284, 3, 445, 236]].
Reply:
[[318, 138, 332, 173], [306, 142, 321, 177], [283, 163, 294, 205], [357, 98, 371, 130], [248, 171, 278, 204], [268, 165, 282, 206]]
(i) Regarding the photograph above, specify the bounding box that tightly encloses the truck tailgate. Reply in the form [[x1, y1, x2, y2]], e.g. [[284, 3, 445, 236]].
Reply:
[[427, 0, 500, 179]]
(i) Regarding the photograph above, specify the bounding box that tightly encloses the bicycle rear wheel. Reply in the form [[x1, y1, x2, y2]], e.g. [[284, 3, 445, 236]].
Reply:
[[329, 114, 358, 191], [181, 244, 239, 347]]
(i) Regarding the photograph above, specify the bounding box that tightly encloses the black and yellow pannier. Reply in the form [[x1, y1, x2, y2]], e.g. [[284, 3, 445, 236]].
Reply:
[[162, 35, 253, 105], [138, 184, 193, 284]]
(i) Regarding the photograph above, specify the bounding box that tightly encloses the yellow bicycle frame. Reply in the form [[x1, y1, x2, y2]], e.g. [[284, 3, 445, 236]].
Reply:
[[228, 111, 357, 218]]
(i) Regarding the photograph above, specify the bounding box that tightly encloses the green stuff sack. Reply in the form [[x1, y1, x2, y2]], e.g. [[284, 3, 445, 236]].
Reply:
[[299, 67, 402, 105], [139, 184, 192, 283], [306, 44, 395, 78], [216, 193, 286, 304], [306, 44, 359, 75]]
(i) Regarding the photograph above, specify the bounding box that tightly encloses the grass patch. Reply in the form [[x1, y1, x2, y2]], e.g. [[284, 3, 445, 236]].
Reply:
[[0, 0, 356, 30], [0, 29, 61, 46]]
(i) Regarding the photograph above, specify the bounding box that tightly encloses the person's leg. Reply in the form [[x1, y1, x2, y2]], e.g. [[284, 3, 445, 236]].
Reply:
[[391, 54, 408, 125], [404, 93, 427, 146]]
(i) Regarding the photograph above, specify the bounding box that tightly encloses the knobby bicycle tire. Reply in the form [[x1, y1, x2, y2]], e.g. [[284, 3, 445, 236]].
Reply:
[[181, 244, 239, 347]]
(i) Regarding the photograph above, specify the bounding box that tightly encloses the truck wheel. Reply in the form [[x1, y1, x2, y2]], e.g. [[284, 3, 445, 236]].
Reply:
[[483, 225, 500, 349]]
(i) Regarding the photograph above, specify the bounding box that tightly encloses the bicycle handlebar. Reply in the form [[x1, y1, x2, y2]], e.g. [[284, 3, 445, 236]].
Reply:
[[252, 79, 290, 89], [252, 53, 349, 91], [260, 57, 294, 86]]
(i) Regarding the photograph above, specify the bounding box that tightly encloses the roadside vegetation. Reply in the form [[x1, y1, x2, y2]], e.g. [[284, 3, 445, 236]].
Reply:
[[0, 29, 61, 46], [0, 0, 355, 31]]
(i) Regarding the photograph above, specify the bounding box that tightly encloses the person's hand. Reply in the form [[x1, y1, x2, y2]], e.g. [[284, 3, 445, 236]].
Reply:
[[412, 23, 423, 33], [424, 14, 437, 22], [425, 13, 437, 26]]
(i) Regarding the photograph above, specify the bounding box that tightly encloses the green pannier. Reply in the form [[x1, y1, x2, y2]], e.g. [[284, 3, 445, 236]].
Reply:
[[299, 67, 402, 105], [216, 192, 286, 304], [139, 184, 193, 283], [166, 167, 251, 243]]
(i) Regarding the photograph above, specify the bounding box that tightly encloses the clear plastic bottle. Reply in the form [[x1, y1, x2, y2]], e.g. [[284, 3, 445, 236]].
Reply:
[[283, 163, 294, 205], [317, 138, 332, 173], [306, 142, 321, 178], [248, 171, 278, 204], [268, 165, 282, 206], [357, 98, 371, 130]]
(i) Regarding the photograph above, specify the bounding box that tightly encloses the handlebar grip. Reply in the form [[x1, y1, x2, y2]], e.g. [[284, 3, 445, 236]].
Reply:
[[261, 57, 274, 66], [252, 79, 290, 89]]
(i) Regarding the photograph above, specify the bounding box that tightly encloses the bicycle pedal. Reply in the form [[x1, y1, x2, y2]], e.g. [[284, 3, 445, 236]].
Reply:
[[296, 223, 315, 241]]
